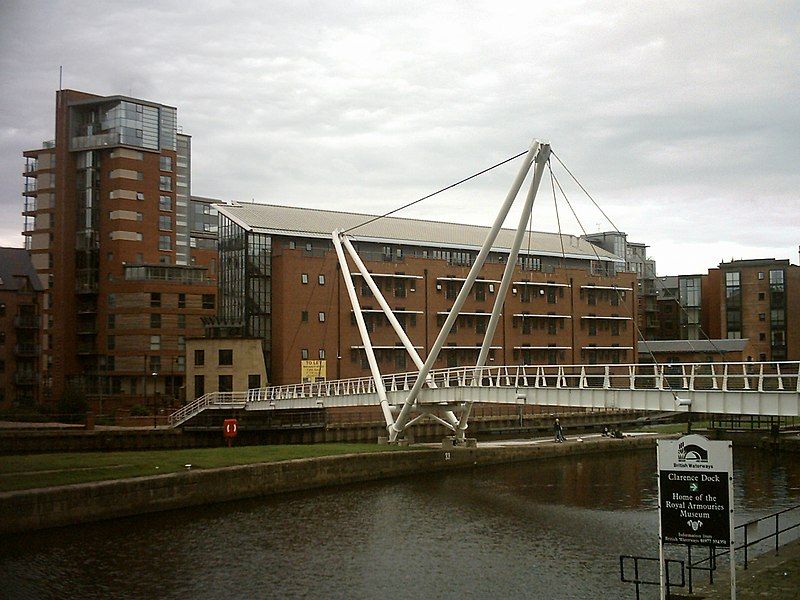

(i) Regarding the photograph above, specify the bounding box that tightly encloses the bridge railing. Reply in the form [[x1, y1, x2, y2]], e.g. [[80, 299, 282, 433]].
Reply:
[[168, 391, 250, 426], [169, 361, 799, 426], [246, 361, 800, 404]]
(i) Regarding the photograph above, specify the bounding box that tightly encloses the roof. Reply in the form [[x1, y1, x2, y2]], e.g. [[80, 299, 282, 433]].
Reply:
[[637, 339, 748, 354], [204, 200, 623, 263], [0, 248, 43, 292]]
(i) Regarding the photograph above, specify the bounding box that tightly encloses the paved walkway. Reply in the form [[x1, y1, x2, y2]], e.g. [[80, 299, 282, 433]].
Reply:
[[683, 538, 800, 599]]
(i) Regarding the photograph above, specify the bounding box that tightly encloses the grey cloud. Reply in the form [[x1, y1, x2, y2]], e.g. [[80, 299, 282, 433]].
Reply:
[[0, 0, 797, 274]]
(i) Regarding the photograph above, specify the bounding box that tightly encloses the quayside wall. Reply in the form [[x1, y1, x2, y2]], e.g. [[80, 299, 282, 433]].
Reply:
[[1, 436, 655, 535]]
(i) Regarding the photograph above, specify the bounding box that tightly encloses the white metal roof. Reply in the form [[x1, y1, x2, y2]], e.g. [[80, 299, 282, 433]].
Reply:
[[209, 200, 623, 263]]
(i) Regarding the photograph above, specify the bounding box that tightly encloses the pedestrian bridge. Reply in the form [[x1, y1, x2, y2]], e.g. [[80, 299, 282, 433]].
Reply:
[[169, 360, 800, 428]]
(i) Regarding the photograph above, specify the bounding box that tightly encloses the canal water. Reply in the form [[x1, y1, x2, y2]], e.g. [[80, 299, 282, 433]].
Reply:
[[2, 447, 800, 599]]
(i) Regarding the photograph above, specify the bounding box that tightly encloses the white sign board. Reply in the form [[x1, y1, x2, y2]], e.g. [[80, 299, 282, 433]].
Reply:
[[656, 434, 735, 599]]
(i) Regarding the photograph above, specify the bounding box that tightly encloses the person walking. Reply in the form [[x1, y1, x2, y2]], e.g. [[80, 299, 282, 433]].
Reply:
[[554, 418, 565, 443]]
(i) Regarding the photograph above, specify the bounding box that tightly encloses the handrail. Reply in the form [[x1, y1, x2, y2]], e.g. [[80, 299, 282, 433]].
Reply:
[[168, 360, 800, 427]]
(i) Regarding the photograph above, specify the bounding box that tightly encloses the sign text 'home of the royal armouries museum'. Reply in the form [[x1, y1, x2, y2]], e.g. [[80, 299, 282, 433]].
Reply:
[[656, 434, 733, 547]]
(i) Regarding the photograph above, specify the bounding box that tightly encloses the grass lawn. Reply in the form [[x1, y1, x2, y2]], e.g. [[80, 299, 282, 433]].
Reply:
[[0, 443, 405, 492]]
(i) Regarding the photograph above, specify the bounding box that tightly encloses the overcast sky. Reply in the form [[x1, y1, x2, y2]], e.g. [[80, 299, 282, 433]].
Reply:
[[1, 0, 797, 275]]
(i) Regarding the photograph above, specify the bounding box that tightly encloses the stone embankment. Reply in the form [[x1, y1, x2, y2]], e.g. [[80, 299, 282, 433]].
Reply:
[[0, 435, 655, 535]]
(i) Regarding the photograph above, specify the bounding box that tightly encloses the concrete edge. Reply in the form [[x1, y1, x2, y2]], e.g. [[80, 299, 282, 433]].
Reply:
[[0, 436, 659, 535]]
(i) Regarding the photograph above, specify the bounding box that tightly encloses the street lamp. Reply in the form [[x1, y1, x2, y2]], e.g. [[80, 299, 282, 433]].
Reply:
[[151, 371, 158, 429]]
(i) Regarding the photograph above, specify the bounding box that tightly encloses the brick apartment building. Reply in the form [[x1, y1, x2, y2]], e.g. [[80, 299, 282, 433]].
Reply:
[[652, 259, 798, 362], [0, 249, 43, 408], [205, 202, 639, 386], [21, 90, 218, 412], [703, 259, 799, 361]]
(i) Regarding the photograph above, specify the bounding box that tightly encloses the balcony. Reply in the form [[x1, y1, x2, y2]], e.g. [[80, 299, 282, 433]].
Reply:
[[23, 198, 37, 215], [24, 160, 38, 176], [13, 315, 40, 329], [14, 344, 41, 357], [77, 342, 97, 355], [70, 132, 121, 152], [13, 372, 39, 386], [23, 181, 37, 196], [77, 302, 98, 314], [77, 324, 98, 335]]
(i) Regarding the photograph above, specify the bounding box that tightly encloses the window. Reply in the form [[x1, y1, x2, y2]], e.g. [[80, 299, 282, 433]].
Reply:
[[178, 336, 185, 351], [159, 175, 172, 191], [218, 375, 233, 392], [301, 311, 308, 322], [149, 355, 160, 372], [759, 313, 766, 322], [588, 321, 597, 336], [305, 242, 312, 252], [178, 293, 186, 308], [318, 312, 326, 322], [219, 349, 233, 365], [108, 294, 116, 308], [194, 375, 205, 397], [288, 241, 296, 250], [158, 235, 171, 251], [159, 195, 172, 211], [319, 349, 326, 359], [107, 314, 115, 329], [194, 350, 205, 366], [248, 374, 261, 389], [301, 348, 309, 360], [318, 274, 325, 285], [107, 335, 115, 350], [159, 216, 172, 231], [177, 314, 185, 328], [151, 313, 161, 328], [160, 156, 172, 172], [301, 273, 309, 284], [202, 294, 215, 309], [394, 279, 406, 298], [150, 293, 161, 307], [758, 292, 765, 301], [150, 335, 161, 350]]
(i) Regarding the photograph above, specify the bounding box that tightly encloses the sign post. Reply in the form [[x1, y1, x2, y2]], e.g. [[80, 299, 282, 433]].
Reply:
[[657, 434, 735, 599]]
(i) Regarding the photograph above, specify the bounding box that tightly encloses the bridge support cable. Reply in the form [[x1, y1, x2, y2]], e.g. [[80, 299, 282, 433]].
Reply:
[[389, 139, 546, 442], [338, 235, 459, 431], [331, 232, 395, 431], [456, 142, 553, 440]]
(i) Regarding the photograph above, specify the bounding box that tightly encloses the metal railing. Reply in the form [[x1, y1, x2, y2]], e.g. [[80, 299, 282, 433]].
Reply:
[[621, 502, 800, 597], [248, 361, 800, 402], [169, 361, 800, 427], [620, 556, 684, 600]]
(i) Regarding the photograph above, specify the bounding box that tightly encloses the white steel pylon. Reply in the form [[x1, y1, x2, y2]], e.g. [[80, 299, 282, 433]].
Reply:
[[332, 139, 552, 442]]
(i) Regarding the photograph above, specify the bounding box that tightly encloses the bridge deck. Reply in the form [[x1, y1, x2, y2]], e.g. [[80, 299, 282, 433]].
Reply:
[[169, 361, 800, 427]]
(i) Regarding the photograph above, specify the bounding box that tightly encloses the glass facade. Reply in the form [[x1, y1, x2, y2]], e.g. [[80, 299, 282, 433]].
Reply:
[[71, 99, 177, 152], [769, 269, 786, 359], [218, 215, 272, 359]]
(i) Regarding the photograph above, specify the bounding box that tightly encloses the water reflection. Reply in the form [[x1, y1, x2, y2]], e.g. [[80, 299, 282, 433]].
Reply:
[[1, 447, 798, 599]]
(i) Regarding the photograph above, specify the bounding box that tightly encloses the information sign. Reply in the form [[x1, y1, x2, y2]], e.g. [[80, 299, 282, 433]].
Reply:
[[657, 434, 733, 546]]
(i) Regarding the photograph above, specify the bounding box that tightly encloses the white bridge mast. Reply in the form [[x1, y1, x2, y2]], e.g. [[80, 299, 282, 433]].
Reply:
[[332, 139, 552, 443]]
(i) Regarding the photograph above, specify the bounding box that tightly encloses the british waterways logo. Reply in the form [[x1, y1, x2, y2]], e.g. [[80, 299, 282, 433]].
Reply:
[[678, 441, 708, 463]]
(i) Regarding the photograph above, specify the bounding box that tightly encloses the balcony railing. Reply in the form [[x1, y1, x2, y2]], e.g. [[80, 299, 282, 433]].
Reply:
[[13, 372, 39, 386], [23, 181, 37, 195], [14, 344, 41, 357], [13, 315, 40, 329], [24, 160, 38, 175], [70, 132, 121, 151]]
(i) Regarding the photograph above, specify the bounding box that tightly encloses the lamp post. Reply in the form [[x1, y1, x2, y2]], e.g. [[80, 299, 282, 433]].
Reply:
[[151, 371, 158, 429]]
